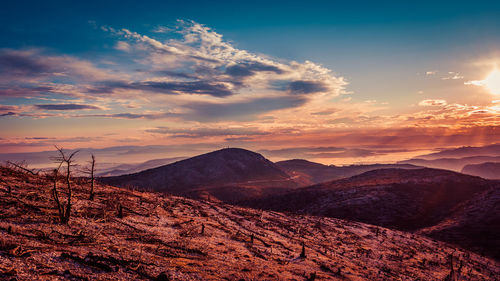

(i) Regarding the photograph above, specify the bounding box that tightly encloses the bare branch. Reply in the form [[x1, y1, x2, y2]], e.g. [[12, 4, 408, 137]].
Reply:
[[6, 161, 39, 175], [81, 154, 97, 200]]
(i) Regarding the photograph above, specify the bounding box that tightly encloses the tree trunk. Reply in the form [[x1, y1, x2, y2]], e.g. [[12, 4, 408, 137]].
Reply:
[[64, 163, 72, 224], [89, 154, 95, 200]]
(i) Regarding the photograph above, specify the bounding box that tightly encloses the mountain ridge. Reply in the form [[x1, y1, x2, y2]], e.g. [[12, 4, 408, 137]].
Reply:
[[398, 155, 500, 172], [412, 143, 500, 160], [461, 162, 500, 179], [276, 159, 422, 186]]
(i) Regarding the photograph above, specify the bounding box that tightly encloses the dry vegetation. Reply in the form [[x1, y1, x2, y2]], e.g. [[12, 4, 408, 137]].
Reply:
[[0, 166, 499, 280]]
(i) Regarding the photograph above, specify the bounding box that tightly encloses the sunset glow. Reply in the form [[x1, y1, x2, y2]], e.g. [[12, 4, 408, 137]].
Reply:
[[485, 69, 500, 95], [0, 1, 499, 167]]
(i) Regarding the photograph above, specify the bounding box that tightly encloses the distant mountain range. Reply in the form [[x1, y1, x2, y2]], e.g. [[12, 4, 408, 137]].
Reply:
[[276, 159, 420, 186], [96, 157, 186, 177], [398, 155, 500, 172], [397, 143, 500, 174], [414, 143, 500, 160], [462, 162, 500, 179]]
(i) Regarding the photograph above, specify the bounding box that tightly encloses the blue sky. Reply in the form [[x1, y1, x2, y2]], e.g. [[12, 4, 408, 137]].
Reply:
[[3, 1, 500, 104], [0, 0, 499, 165]]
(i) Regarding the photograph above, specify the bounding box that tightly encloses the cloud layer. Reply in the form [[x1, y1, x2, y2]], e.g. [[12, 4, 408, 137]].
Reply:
[[0, 20, 348, 123], [1, 20, 499, 164]]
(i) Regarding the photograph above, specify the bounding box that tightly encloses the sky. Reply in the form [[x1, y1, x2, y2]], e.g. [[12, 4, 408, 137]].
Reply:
[[0, 0, 499, 167]]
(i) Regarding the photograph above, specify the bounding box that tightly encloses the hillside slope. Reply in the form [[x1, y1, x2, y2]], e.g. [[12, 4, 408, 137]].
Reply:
[[418, 185, 500, 259], [101, 148, 296, 201], [244, 168, 500, 260], [0, 166, 498, 280]]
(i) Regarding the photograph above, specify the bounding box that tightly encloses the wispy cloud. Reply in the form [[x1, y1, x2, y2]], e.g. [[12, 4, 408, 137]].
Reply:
[[34, 104, 102, 110], [72, 112, 180, 120], [441, 71, 464, 80], [1, 21, 347, 123], [0, 112, 16, 117], [98, 20, 347, 118], [90, 80, 235, 97], [114, 41, 131, 52], [464, 80, 484, 86], [0, 49, 117, 83], [418, 99, 447, 106]]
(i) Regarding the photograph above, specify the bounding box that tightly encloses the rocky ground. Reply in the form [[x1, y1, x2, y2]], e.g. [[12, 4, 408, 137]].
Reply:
[[244, 168, 500, 261], [0, 166, 499, 280]]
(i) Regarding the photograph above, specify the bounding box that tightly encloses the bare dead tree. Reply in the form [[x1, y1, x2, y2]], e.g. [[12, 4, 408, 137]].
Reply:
[[6, 161, 39, 175], [51, 146, 79, 224], [51, 167, 63, 222], [81, 154, 96, 200]]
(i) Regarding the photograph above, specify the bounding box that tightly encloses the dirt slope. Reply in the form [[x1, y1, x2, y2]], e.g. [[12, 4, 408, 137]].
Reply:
[[244, 168, 500, 260], [1, 166, 499, 280]]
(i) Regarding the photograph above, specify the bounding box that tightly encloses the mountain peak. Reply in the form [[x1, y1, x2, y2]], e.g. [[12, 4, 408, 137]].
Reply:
[[193, 147, 269, 162], [101, 147, 294, 200], [213, 147, 258, 153]]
